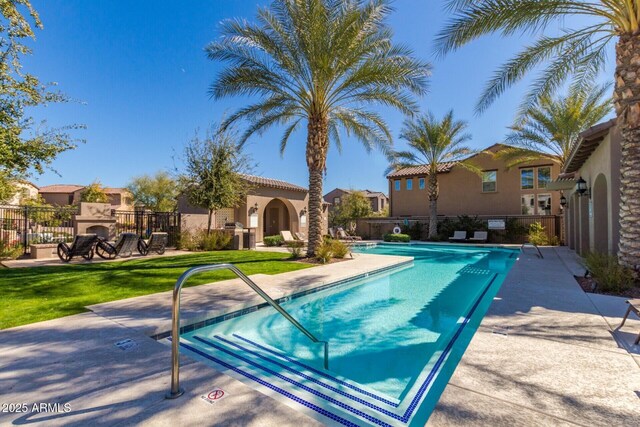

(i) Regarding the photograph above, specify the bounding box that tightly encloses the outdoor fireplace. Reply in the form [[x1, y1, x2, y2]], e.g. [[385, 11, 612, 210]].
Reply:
[[73, 202, 116, 240]]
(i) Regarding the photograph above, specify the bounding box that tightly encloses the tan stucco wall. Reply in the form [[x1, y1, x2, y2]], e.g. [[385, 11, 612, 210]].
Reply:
[[40, 192, 75, 206], [564, 128, 621, 255], [389, 149, 562, 217]]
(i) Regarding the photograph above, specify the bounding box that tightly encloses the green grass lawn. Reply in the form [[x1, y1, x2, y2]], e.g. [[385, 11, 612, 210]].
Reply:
[[0, 251, 312, 329]]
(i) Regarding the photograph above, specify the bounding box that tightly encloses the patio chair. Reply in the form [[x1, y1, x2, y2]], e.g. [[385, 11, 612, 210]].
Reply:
[[295, 231, 307, 241], [137, 232, 168, 256], [449, 231, 467, 242], [328, 228, 337, 239], [280, 230, 298, 244], [618, 299, 640, 345], [337, 227, 362, 241], [468, 231, 488, 243], [57, 234, 98, 262], [96, 233, 140, 259]]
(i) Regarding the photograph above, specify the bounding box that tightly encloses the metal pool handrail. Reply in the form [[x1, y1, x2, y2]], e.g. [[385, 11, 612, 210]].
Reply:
[[166, 263, 329, 399]]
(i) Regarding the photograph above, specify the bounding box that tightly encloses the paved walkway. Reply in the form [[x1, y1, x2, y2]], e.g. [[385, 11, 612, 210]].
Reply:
[[1, 250, 193, 269], [1, 247, 638, 426]]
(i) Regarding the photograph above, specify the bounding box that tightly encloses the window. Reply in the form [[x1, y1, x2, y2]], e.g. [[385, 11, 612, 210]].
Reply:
[[333, 197, 340, 205], [406, 179, 413, 190], [537, 194, 552, 215], [521, 169, 534, 189], [537, 167, 551, 189], [394, 180, 401, 191], [482, 171, 497, 192], [521, 194, 535, 215], [419, 178, 425, 190]]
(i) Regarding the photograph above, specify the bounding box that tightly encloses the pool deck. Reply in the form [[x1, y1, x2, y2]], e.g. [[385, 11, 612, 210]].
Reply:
[[1, 246, 639, 426]]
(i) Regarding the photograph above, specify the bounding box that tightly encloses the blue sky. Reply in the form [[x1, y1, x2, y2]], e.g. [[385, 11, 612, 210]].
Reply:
[[25, 0, 614, 193]]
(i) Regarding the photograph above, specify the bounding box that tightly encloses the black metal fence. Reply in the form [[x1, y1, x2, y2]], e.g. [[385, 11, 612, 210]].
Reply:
[[0, 205, 78, 254], [0, 205, 181, 255], [112, 210, 181, 247]]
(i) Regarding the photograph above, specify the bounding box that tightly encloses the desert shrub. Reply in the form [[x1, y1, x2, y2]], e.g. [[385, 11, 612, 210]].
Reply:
[[315, 240, 333, 264], [584, 253, 634, 293], [0, 239, 22, 260], [285, 240, 305, 258], [527, 222, 549, 246], [264, 235, 283, 247], [178, 229, 231, 251], [505, 218, 528, 242], [437, 215, 486, 241], [401, 221, 424, 240], [383, 233, 410, 243], [330, 239, 350, 258]]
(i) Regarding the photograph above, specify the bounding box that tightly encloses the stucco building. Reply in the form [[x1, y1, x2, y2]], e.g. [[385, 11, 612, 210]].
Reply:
[[549, 119, 620, 255], [387, 144, 563, 217], [38, 185, 133, 210], [323, 188, 388, 213], [2, 180, 39, 205], [179, 174, 328, 243]]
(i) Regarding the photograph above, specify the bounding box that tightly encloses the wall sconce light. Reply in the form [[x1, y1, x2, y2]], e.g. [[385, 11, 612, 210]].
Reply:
[[560, 194, 567, 208], [301, 207, 308, 216], [249, 202, 259, 214], [576, 177, 590, 198]]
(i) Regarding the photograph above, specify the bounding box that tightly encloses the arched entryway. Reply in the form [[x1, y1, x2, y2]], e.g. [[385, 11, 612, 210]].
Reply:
[[263, 198, 292, 237], [592, 174, 609, 254]]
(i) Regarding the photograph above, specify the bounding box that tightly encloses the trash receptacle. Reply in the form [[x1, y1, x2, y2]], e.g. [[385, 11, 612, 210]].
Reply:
[[243, 228, 256, 250]]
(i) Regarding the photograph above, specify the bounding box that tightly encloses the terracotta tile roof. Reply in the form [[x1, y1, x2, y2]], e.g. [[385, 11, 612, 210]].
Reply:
[[38, 184, 85, 193], [241, 174, 307, 192], [386, 162, 457, 178]]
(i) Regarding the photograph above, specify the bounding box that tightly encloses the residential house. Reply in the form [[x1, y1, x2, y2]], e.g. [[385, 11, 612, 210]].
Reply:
[[387, 143, 563, 217], [548, 119, 620, 255], [39, 185, 134, 211], [178, 174, 329, 243], [2, 180, 39, 205], [323, 188, 388, 213]]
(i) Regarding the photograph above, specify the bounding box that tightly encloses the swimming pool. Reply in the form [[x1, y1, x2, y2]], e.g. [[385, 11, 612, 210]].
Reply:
[[175, 243, 517, 426]]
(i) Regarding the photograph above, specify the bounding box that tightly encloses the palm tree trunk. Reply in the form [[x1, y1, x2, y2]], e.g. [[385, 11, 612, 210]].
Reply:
[[306, 114, 329, 256], [428, 172, 439, 238], [614, 34, 640, 273]]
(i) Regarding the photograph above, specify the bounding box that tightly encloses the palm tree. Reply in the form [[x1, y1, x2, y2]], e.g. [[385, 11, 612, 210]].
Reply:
[[498, 83, 612, 169], [437, 0, 640, 271], [206, 0, 430, 255], [388, 110, 476, 239]]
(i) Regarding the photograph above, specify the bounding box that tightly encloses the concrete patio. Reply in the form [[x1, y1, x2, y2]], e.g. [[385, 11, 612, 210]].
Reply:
[[0, 247, 638, 426]]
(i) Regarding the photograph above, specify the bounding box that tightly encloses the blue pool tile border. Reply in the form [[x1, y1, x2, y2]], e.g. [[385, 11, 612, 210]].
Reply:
[[152, 259, 414, 340]]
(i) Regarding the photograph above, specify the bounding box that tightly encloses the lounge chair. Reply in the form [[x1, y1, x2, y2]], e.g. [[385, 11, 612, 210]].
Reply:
[[449, 231, 467, 242], [328, 228, 337, 239], [295, 231, 307, 241], [57, 234, 98, 262], [337, 227, 362, 241], [468, 231, 488, 243], [280, 230, 298, 244], [618, 299, 640, 345], [137, 232, 168, 255], [96, 233, 140, 259]]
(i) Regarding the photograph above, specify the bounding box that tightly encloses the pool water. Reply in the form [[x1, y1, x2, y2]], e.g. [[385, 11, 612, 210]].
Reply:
[[178, 244, 517, 426]]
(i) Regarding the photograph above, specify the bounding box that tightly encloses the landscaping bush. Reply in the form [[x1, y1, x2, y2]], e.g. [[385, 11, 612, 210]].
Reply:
[[527, 222, 549, 246], [0, 239, 22, 260], [401, 221, 424, 240], [584, 253, 635, 293], [264, 235, 283, 247], [315, 240, 333, 264], [330, 239, 350, 259], [178, 229, 232, 251], [285, 240, 305, 259], [383, 233, 410, 243]]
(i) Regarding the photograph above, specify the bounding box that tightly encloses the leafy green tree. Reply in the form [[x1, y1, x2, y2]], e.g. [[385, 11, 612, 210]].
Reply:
[[127, 171, 178, 212], [330, 191, 373, 232], [388, 110, 477, 239], [0, 172, 16, 203], [179, 123, 253, 234], [206, 0, 430, 255], [80, 182, 109, 203], [498, 84, 612, 169], [0, 0, 83, 183], [436, 0, 640, 270]]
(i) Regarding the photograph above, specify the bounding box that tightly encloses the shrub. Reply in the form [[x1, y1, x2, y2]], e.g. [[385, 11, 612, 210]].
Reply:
[[264, 235, 283, 247], [0, 239, 22, 260], [315, 240, 333, 264], [285, 240, 305, 259], [383, 233, 410, 243], [178, 229, 231, 251], [330, 239, 350, 258], [401, 221, 424, 240], [527, 222, 549, 246], [437, 215, 486, 241], [584, 253, 634, 293]]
